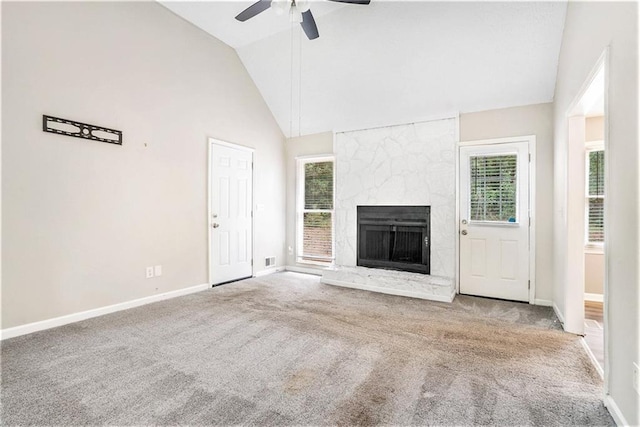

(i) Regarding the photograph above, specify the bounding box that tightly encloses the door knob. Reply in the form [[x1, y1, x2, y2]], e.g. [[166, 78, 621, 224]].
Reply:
[[461, 230, 468, 235], [212, 223, 219, 228]]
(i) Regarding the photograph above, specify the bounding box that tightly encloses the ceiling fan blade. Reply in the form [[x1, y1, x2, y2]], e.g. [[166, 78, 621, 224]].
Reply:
[[326, 0, 371, 4], [235, 0, 272, 22], [300, 10, 319, 40]]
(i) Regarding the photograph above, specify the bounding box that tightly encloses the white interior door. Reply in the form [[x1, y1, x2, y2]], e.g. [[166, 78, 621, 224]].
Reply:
[[210, 141, 253, 285], [459, 141, 530, 301]]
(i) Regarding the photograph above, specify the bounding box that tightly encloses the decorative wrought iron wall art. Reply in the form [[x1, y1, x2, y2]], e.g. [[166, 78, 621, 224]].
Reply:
[[42, 115, 122, 145]]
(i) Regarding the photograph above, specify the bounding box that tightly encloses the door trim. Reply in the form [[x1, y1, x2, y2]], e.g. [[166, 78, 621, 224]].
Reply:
[[457, 135, 536, 304], [207, 137, 255, 287], [562, 47, 610, 395]]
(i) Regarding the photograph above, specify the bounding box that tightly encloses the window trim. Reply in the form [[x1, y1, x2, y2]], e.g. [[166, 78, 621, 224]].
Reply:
[[296, 155, 336, 265], [585, 140, 604, 250], [468, 151, 520, 225]]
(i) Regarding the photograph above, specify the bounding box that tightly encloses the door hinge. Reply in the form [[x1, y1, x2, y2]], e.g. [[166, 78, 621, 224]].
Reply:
[[251, 259, 253, 266], [528, 153, 531, 162], [528, 280, 531, 290]]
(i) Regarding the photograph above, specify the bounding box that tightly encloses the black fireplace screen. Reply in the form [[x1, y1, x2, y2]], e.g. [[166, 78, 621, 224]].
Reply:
[[357, 206, 430, 274]]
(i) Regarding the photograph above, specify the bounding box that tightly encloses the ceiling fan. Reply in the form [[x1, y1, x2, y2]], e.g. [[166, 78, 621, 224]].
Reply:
[[235, 0, 370, 40]]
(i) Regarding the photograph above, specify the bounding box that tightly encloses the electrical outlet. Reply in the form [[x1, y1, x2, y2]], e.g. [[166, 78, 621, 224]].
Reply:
[[154, 265, 162, 277], [633, 362, 639, 395], [146, 267, 154, 279]]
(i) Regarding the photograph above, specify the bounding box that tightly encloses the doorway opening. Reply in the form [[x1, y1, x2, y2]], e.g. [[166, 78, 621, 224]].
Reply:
[[564, 52, 608, 378]]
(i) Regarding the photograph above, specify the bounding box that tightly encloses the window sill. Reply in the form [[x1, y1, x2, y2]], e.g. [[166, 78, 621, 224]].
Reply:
[[584, 245, 604, 255], [295, 259, 333, 268]]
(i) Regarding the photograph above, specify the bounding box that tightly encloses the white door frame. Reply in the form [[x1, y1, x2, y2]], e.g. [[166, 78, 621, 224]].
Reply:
[[207, 137, 255, 286], [457, 135, 537, 304], [562, 48, 609, 389]]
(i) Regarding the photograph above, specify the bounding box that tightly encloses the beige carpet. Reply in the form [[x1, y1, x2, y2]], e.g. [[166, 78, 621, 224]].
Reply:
[[1, 272, 612, 425]]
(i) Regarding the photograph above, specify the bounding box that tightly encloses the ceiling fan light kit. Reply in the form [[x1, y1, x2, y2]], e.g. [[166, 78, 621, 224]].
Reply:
[[235, 0, 370, 40], [293, 0, 310, 13], [271, 0, 288, 15]]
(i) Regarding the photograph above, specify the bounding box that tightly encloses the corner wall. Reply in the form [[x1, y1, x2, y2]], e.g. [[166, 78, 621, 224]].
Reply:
[[552, 2, 639, 424], [460, 103, 554, 302], [2, 2, 286, 329]]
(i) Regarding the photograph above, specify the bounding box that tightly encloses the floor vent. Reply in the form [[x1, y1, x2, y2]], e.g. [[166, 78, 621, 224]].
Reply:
[[265, 256, 276, 267]]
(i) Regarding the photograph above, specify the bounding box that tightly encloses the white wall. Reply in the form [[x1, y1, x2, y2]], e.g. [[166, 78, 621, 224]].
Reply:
[[586, 116, 604, 142], [284, 132, 334, 267], [236, 2, 566, 138], [334, 119, 457, 280], [460, 103, 554, 302], [552, 2, 638, 424], [584, 253, 604, 295], [2, 2, 286, 329]]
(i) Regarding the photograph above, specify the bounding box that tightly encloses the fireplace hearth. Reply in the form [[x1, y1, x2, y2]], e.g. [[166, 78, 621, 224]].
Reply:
[[357, 206, 430, 274]]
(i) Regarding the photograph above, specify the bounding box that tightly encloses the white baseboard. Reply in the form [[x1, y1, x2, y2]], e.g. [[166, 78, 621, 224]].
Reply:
[[604, 394, 630, 427], [0, 283, 210, 341], [579, 337, 604, 378], [534, 299, 553, 307], [585, 292, 604, 302], [553, 302, 565, 325], [285, 265, 325, 276], [254, 266, 285, 277], [321, 277, 455, 303]]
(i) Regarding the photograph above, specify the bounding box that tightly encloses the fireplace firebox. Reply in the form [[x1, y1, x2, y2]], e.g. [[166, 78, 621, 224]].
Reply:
[[357, 206, 430, 274]]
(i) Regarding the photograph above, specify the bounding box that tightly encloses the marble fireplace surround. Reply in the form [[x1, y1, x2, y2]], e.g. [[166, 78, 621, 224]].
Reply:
[[321, 117, 457, 302]]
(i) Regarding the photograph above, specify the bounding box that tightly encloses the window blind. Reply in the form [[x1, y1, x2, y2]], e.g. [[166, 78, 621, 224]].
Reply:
[[304, 162, 333, 210], [587, 150, 605, 243], [300, 160, 334, 263], [470, 155, 517, 222], [588, 150, 605, 196]]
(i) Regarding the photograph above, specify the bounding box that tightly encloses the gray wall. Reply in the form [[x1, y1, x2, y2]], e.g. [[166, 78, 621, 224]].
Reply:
[[2, 2, 286, 329], [553, 2, 638, 423], [460, 103, 554, 302]]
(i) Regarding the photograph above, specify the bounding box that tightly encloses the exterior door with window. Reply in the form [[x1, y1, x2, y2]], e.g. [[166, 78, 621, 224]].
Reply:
[[459, 141, 530, 301], [210, 141, 253, 285]]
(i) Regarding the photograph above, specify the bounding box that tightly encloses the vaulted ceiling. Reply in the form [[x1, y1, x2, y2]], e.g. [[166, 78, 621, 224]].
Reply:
[[161, 1, 567, 137]]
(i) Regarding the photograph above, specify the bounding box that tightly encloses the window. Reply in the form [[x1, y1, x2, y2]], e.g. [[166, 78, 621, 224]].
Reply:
[[297, 157, 334, 264], [469, 154, 518, 222], [586, 146, 605, 245]]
